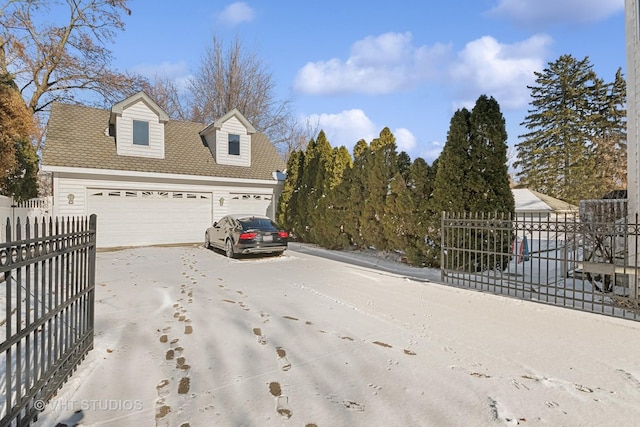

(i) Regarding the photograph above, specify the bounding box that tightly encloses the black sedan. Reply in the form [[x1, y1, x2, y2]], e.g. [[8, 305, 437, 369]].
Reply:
[[204, 214, 289, 258]]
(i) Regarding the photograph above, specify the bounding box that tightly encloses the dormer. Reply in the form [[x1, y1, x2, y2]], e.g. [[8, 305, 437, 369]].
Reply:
[[109, 92, 169, 159], [199, 108, 255, 167]]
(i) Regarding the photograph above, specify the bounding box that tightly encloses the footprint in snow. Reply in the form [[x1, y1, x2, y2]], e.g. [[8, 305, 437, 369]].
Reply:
[[276, 347, 291, 371]]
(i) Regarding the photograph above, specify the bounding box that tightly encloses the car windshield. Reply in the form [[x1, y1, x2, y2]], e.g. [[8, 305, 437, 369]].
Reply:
[[238, 217, 277, 230]]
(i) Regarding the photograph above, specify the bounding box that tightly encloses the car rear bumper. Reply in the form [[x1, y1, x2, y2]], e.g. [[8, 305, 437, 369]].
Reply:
[[237, 244, 287, 255]]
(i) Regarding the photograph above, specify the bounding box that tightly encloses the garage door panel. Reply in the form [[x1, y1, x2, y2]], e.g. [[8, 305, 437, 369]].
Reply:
[[228, 193, 272, 217], [88, 190, 212, 247]]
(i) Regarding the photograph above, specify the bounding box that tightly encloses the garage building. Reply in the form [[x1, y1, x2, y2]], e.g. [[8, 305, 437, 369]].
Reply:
[[41, 92, 286, 248]]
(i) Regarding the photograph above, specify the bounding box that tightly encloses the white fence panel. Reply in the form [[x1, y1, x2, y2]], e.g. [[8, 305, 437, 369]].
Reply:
[[0, 196, 52, 241]]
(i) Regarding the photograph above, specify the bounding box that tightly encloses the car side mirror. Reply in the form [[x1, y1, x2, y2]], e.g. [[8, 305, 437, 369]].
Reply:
[[213, 221, 218, 228]]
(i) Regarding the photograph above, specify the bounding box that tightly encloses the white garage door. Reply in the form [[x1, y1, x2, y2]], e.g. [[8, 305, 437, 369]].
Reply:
[[228, 193, 273, 217], [88, 189, 212, 248]]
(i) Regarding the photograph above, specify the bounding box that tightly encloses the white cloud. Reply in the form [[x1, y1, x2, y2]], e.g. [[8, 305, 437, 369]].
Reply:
[[307, 109, 378, 148], [419, 141, 444, 164], [393, 128, 417, 153], [294, 32, 451, 95], [304, 109, 429, 161], [487, 0, 623, 28], [449, 34, 553, 110], [217, 2, 255, 26]]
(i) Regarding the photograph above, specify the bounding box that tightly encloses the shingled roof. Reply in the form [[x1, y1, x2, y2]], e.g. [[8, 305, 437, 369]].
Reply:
[[42, 102, 286, 181]]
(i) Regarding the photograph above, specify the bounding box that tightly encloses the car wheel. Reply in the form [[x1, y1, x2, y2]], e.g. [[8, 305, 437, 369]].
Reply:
[[225, 239, 236, 258], [204, 232, 211, 249]]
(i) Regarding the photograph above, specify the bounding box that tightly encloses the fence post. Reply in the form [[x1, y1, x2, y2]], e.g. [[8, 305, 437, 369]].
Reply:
[[632, 213, 639, 300], [4, 217, 12, 427], [88, 214, 97, 350], [440, 211, 445, 282]]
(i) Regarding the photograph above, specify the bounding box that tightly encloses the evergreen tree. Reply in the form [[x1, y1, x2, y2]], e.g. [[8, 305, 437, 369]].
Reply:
[[431, 108, 473, 214], [313, 146, 352, 248], [276, 150, 303, 233], [469, 95, 514, 214], [432, 95, 513, 271], [469, 95, 514, 270], [382, 150, 413, 253], [515, 55, 605, 204], [397, 151, 412, 182], [291, 138, 316, 241], [591, 68, 627, 195], [342, 139, 369, 248], [327, 146, 352, 191], [360, 128, 398, 250], [306, 131, 333, 243], [382, 171, 413, 254], [406, 157, 439, 266]]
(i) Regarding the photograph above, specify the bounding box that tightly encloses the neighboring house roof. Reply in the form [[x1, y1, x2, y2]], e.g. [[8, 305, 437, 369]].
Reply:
[[512, 188, 578, 214], [42, 102, 285, 181]]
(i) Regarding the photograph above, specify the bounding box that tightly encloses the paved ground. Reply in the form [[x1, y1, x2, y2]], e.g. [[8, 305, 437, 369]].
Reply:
[[36, 244, 640, 427]]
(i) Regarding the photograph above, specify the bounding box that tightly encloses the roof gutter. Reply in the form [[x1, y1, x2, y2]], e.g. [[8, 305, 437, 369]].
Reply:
[[41, 165, 284, 185]]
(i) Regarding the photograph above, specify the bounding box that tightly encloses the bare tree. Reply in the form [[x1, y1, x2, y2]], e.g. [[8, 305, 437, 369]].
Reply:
[[188, 36, 296, 151], [271, 114, 319, 160], [0, 0, 147, 150], [145, 73, 191, 122]]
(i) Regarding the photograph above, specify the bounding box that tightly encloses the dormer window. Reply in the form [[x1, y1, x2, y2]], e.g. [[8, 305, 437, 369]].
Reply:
[[199, 108, 254, 167], [228, 134, 240, 155], [110, 92, 168, 158], [133, 120, 150, 146]]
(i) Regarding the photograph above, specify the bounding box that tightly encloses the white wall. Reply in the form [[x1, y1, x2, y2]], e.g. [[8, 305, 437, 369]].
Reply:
[[626, 0, 639, 297]]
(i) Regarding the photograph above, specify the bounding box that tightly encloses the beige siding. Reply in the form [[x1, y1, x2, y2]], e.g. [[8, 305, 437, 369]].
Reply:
[[55, 178, 89, 217], [116, 100, 165, 159], [216, 116, 251, 167], [51, 174, 277, 219]]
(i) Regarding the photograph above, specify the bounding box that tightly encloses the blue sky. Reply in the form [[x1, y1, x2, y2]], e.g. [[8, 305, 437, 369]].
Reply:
[[109, 0, 625, 165]]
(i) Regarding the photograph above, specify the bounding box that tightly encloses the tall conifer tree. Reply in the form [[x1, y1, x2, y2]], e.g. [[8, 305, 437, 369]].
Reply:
[[305, 131, 333, 242], [591, 68, 627, 195], [314, 146, 353, 248], [431, 108, 473, 214], [294, 131, 333, 242], [276, 150, 303, 234], [469, 95, 514, 214], [516, 55, 605, 204], [360, 128, 398, 250], [383, 171, 413, 253], [407, 157, 439, 266], [343, 139, 370, 248], [432, 95, 513, 271]]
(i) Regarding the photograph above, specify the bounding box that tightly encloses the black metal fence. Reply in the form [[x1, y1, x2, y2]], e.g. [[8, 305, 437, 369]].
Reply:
[[0, 215, 96, 426], [441, 209, 640, 321]]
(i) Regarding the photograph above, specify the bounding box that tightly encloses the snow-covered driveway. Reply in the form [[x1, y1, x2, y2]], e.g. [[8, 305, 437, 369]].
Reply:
[[37, 244, 640, 426]]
